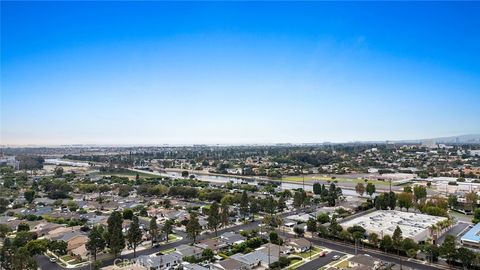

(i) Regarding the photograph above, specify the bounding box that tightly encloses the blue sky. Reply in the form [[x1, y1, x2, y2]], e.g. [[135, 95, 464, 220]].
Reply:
[[1, 2, 479, 145]]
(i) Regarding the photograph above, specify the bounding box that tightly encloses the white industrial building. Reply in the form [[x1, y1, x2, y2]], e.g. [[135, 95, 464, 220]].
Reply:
[[340, 210, 448, 243]]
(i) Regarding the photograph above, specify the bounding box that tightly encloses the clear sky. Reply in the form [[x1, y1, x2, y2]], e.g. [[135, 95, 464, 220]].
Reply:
[[1, 1, 479, 145]]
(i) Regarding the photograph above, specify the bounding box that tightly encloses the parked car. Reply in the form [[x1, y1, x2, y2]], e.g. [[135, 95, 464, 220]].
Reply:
[[332, 255, 340, 260]]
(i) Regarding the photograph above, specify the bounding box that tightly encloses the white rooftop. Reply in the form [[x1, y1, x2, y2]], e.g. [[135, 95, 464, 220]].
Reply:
[[340, 210, 447, 240]]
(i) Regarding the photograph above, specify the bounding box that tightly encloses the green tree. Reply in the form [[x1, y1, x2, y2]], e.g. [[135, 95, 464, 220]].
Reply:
[[240, 191, 249, 219], [122, 208, 134, 220], [67, 200, 78, 212], [366, 183, 376, 198], [163, 219, 174, 243], [457, 247, 475, 269], [208, 202, 220, 236], [126, 216, 143, 258], [269, 231, 280, 245], [202, 248, 214, 262], [392, 226, 403, 253], [249, 200, 259, 220], [24, 190, 35, 204], [440, 235, 457, 264], [466, 191, 478, 211], [317, 213, 330, 224], [313, 182, 322, 195], [397, 192, 414, 211], [54, 167, 64, 177], [422, 242, 440, 263], [186, 213, 202, 243], [355, 183, 365, 197], [149, 217, 158, 246], [277, 196, 286, 213], [380, 235, 393, 252], [293, 190, 306, 209], [48, 240, 67, 255], [86, 225, 106, 262], [293, 227, 304, 237], [25, 239, 49, 255], [368, 233, 379, 247], [17, 222, 30, 232], [306, 218, 317, 237], [12, 247, 38, 270], [473, 209, 480, 224], [328, 215, 342, 236], [413, 185, 427, 202], [388, 191, 396, 210], [106, 211, 125, 258], [220, 202, 229, 227], [402, 238, 418, 254], [0, 224, 11, 238], [448, 195, 458, 209], [0, 198, 9, 214]]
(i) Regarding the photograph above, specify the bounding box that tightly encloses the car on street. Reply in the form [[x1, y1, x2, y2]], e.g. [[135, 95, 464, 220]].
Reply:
[[332, 255, 340, 260], [50, 257, 57, 263]]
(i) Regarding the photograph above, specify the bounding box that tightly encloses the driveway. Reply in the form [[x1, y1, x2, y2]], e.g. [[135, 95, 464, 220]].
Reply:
[[436, 222, 471, 245]]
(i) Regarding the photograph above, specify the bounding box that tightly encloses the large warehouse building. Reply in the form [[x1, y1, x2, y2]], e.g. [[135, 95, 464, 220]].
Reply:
[[340, 210, 448, 243]]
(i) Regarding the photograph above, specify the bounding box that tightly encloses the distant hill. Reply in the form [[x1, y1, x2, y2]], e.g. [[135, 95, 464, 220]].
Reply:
[[393, 134, 480, 144]]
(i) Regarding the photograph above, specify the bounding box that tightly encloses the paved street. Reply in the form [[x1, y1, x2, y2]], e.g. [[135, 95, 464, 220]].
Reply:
[[38, 211, 457, 270], [36, 219, 265, 270], [296, 251, 345, 270], [278, 232, 455, 270]]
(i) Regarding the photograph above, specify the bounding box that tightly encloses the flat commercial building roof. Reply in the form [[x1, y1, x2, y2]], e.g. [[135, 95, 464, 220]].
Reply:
[[461, 223, 480, 246], [340, 210, 447, 242]]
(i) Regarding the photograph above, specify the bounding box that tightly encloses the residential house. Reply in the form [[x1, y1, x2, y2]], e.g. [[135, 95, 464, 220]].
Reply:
[[220, 232, 246, 246], [194, 238, 227, 253], [257, 243, 291, 256], [230, 250, 278, 268], [175, 244, 204, 259], [348, 255, 381, 269], [31, 222, 65, 237], [287, 238, 311, 253], [212, 258, 250, 270], [183, 263, 209, 270], [137, 253, 182, 270]]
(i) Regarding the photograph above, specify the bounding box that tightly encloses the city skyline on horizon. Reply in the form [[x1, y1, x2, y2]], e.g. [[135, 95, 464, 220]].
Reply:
[[1, 2, 480, 145]]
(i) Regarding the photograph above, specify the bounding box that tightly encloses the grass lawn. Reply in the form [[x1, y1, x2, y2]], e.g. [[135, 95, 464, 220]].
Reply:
[[287, 258, 308, 270], [333, 259, 350, 269], [289, 258, 302, 265], [281, 175, 393, 186], [60, 255, 75, 262], [168, 234, 181, 241], [159, 248, 176, 255], [297, 246, 322, 259]]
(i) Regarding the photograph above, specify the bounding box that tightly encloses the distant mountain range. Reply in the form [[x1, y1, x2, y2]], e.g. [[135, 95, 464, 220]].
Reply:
[[391, 134, 480, 144]]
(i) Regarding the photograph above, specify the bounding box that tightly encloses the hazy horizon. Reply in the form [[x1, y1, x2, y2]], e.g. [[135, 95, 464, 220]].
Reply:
[[2, 2, 480, 145]]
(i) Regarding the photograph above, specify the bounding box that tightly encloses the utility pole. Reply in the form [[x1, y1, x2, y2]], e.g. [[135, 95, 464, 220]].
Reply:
[[302, 166, 305, 190]]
